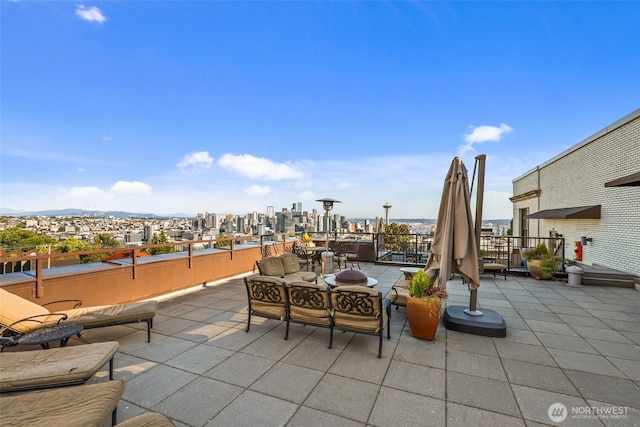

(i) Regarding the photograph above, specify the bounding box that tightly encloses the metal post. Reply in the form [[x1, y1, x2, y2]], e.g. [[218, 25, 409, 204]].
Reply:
[[470, 154, 486, 313]]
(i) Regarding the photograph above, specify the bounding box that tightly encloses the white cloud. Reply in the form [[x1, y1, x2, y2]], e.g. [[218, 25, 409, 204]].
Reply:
[[65, 186, 105, 199], [75, 5, 107, 23], [77, 167, 86, 173], [110, 181, 152, 195], [176, 151, 214, 172], [218, 153, 304, 180], [459, 123, 513, 155], [102, 136, 112, 142], [245, 185, 271, 197]]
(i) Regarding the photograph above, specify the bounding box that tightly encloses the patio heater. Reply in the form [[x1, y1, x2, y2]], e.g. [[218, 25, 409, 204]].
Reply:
[[316, 198, 341, 275]]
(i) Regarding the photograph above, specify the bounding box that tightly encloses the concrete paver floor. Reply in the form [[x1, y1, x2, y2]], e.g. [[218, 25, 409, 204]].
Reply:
[[8, 264, 640, 426]]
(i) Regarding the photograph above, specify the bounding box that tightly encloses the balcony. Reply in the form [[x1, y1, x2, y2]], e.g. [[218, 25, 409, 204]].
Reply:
[[2, 239, 640, 425]]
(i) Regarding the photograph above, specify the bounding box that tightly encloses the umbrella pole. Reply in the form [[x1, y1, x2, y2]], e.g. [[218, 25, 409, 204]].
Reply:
[[468, 154, 486, 315]]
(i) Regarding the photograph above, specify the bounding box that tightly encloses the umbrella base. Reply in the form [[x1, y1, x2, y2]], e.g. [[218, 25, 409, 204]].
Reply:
[[443, 305, 507, 338]]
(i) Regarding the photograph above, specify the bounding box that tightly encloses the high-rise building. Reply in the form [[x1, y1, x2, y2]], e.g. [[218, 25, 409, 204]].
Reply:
[[266, 205, 274, 217], [143, 224, 154, 242]]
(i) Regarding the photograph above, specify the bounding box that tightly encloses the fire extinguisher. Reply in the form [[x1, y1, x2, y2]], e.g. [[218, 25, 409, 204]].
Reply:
[[574, 241, 583, 261]]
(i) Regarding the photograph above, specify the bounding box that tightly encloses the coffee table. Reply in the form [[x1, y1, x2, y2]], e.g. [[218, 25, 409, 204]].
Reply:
[[16, 324, 84, 350]]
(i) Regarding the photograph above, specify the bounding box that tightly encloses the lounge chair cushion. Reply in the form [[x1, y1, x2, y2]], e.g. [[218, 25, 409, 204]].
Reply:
[[58, 301, 158, 329], [115, 413, 176, 427], [0, 379, 125, 427], [0, 289, 57, 334], [0, 341, 119, 392]]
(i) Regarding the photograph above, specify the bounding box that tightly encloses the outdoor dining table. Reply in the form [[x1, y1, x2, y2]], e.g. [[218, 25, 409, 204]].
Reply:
[[306, 246, 327, 264]]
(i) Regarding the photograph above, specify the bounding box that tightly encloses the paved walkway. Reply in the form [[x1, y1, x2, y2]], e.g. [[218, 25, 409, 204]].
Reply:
[[13, 264, 640, 426]]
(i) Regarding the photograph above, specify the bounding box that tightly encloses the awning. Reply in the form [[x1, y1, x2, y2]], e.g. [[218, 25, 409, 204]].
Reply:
[[526, 205, 601, 219], [605, 172, 640, 187]]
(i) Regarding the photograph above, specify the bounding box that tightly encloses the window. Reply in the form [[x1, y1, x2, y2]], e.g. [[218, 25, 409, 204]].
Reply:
[[519, 208, 529, 238]]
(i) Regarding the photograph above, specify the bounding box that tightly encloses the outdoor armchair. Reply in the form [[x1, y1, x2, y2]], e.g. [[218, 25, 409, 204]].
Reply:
[[292, 241, 313, 271], [329, 285, 390, 358], [344, 242, 361, 269], [244, 275, 288, 334], [286, 280, 332, 340], [390, 279, 411, 310]]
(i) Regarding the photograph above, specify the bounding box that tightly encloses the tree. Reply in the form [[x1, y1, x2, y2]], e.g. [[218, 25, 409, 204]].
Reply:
[[383, 223, 411, 252], [214, 233, 232, 248], [58, 238, 103, 263], [0, 227, 57, 252], [147, 231, 176, 255], [94, 233, 122, 248]]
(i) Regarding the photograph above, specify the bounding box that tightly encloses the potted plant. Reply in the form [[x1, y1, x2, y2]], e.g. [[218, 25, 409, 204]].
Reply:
[[525, 242, 560, 280], [406, 269, 448, 340]]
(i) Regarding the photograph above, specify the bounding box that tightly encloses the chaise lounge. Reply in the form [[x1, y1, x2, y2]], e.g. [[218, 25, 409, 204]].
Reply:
[[0, 288, 157, 345], [0, 341, 119, 393]]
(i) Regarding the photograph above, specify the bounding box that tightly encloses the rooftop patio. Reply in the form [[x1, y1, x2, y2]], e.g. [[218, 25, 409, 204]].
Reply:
[[5, 263, 640, 426]]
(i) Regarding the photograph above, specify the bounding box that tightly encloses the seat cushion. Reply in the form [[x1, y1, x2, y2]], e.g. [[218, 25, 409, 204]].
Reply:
[[279, 253, 301, 274], [331, 286, 383, 332], [57, 301, 157, 329], [333, 312, 381, 332], [0, 379, 124, 427], [0, 288, 53, 334], [250, 301, 287, 320], [0, 341, 119, 392], [259, 257, 285, 276], [285, 271, 317, 282], [245, 276, 287, 320], [288, 281, 331, 324]]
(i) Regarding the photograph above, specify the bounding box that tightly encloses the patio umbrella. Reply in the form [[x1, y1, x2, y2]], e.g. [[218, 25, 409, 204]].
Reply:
[[426, 155, 506, 337], [425, 157, 480, 291]]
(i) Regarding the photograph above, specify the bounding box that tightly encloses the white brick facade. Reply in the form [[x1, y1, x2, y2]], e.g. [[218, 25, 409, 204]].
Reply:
[[512, 109, 640, 276]]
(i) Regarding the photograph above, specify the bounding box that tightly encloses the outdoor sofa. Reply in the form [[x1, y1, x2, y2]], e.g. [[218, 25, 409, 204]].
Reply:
[[244, 275, 390, 357], [255, 253, 317, 282]]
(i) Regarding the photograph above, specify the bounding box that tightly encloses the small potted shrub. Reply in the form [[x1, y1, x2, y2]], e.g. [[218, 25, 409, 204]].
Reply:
[[406, 269, 448, 340], [525, 243, 560, 280]]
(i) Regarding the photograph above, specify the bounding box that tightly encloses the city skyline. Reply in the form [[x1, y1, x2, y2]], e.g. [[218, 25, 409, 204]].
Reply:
[[2, 2, 639, 219]]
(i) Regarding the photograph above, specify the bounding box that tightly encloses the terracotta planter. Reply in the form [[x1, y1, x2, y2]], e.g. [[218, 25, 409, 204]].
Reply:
[[407, 296, 442, 340], [527, 259, 543, 279]]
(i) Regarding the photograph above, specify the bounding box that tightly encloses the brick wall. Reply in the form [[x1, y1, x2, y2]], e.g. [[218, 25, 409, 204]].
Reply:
[[512, 111, 640, 276]]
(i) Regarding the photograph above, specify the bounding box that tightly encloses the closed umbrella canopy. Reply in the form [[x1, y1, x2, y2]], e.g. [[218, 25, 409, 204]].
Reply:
[[425, 157, 480, 291]]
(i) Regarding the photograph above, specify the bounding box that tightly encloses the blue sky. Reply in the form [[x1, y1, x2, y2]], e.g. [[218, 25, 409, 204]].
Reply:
[[1, 1, 639, 220]]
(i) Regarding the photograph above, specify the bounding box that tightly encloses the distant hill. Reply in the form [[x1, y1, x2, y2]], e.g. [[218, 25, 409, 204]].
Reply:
[[0, 208, 191, 219]]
